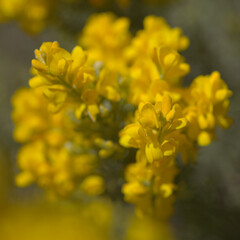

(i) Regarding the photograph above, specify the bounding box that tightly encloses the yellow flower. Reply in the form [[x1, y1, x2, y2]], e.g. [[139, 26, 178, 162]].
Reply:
[[127, 46, 189, 106], [151, 47, 190, 84], [184, 71, 233, 146], [30, 41, 99, 119], [12, 88, 67, 144], [79, 12, 131, 74], [125, 15, 189, 62], [122, 157, 178, 218], [120, 94, 187, 154], [15, 139, 101, 198], [0, 0, 54, 34], [12, 88, 101, 198], [80, 175, 105, 196], [120, 94, 187, 218]]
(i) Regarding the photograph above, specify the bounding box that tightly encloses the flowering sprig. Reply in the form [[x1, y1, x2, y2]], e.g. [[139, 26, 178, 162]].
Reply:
[[12, 13, 233, 219]]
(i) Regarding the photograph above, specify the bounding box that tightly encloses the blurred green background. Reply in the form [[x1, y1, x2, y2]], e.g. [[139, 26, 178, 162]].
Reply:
[[0, 0, 240, 239]]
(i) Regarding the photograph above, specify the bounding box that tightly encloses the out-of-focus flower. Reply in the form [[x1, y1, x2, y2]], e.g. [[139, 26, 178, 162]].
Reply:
[[0, 201, 112, 240], [79, 12, 131, 74], [0, 0, 55, 34], [12, 88, 103, 198], [80, 175, 105, 195]]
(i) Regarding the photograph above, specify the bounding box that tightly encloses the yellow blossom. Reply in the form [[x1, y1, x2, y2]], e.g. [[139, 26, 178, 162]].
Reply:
[[79, 12, 131, 74], [30, 41, 99, 118], [11, 88, 68, 144], [12, 88, 101, 198], [120, 94, 187, 153], [127, 46, 189, 106], [0, 0, 54, 34], [151, 46, 190, 84], [184, 71, 233, 146], [80, 175, 105, 196], [119, 94, 187, 217], [125, 15, 189, 62]]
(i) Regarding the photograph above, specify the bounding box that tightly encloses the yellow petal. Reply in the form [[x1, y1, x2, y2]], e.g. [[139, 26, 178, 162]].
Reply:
[[119, 124, 140, 148], [175, 118, 187, 130], [145, 143, 163, 163], [29, 76, 49, 88], [198, 115, 208, 129], [161, 94, 172, 117], [15, 172, 35, 187], [215, 89, 232, 102], [206, 113, 215, 129], [164, 53, 177, 66], [179, 63, 190, 74], [75, 104, 86, 119], [160, 184, 176, 198], [122, 182, 148, 197], [87, 104, 99, 121], [57, 58, 67, 75], [32, 59, 48, 72], [161, 139, 176, 157], [166, 108, 176, 122], [139, 103, 159, 129], [198, 131, 211, 146]]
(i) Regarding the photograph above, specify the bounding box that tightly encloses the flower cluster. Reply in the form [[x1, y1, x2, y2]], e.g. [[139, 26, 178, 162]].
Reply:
[[12, 88, 105, 198], [30, 41, 122, 121], [120, 94, 190, 218], [79, 12, 131, 74], [12, 13, 232, 218], [184, 71, 233, 146]]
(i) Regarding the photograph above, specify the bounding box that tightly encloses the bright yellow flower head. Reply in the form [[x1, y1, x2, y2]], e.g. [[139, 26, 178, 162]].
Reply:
[[125, 15, 189, 62], [120, 94, 188, 217], [184, 71, 233, 146], [15, 143, 102, 198], [11, 88, 68, 144], [120, 94, 188, 167], [79, 12, 131, 73], [30, 41, 99, 118], [127, 44, 189, 106], [124, 14, 189, 109], [120, 94, 187, 151], [151, 47, 190, 84], [30, 41, 125, 121], [122, 154, 178, 218]]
